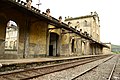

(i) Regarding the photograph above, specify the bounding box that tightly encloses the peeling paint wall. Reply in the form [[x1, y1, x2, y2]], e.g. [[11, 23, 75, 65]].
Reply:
[[64, 15, 102, 55], [60, 31, 83, 56], [0, 15, 6, 58], [29, 21, 48, 57], [103, 43, 111, 54], [61, 32, 73, 56]]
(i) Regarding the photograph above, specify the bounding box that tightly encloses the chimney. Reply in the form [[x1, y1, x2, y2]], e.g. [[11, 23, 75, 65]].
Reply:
[[91, 12, 93, 15], [68, 22, 71, 27], [65, 17, 67, 19], [46, 8, 50, 17], [59, 16, 62, 23], [68, 16, 70, 19], [84, 31, 87, 36], [94, 11, 97, 16], [80, 29, 82, 33], [26, 0, 32, 9]]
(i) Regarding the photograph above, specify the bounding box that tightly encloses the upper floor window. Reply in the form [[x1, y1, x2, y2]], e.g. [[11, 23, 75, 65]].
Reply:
[[84, 20, 88, 26]]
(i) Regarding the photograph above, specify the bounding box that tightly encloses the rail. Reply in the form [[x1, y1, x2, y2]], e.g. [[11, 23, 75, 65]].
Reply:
[[107, 55, 119, 80], [71, 55, 114, 80], [0, 55, 111, 80]]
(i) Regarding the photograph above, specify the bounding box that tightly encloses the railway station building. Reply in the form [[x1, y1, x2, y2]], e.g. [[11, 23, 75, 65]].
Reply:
[[64, 12, 102, 55], [0, 0, 109, 59]]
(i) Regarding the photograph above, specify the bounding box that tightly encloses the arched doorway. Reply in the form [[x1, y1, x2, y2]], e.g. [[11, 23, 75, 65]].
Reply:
[[49, 33, 59, 56], [5, 20, 19, 52]]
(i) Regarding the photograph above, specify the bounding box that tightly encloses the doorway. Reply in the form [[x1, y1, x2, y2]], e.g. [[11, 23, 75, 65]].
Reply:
[[49, 33, 59, 56], [49, 45, 53, 56]]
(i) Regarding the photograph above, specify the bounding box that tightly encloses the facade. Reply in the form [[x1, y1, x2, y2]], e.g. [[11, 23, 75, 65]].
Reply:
[[103, 43, 111, 54], [64, 12, 105, 55], [65, 12, 100, 42], [0, 0, 109, 59]]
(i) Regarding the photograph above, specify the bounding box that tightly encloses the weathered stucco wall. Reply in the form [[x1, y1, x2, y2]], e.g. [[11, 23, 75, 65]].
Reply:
[[103, 43, 111, 54], [61, 33, 70, 56], [0, 13, 7, 58], [0, 1, 107, 59], [75, 37, 82, 55], [61, 32, 83, 56], [0, 6, 48, 59], [0, 18, 6, 58], [29, 21, 48, 57]]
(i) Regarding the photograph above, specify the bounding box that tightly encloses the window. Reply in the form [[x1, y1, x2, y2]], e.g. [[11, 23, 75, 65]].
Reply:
[[71, 39, 75, 52], [9, 41, 13, 48], [5, 20, 19, 50], [5, 41, 8, 48], [84, 20, 88, 26], [13, 40, 17, 49]]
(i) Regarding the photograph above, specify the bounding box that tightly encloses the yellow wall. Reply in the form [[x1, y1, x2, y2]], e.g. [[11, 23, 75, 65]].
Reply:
[[29, 21, 48, 56]]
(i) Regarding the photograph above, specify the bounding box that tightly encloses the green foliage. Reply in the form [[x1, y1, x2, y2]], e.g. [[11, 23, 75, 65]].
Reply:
[[111, 44, 120, 54]]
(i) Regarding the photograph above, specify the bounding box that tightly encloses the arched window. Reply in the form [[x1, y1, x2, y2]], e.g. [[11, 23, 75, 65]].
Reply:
[[5, 20, 19, 50]]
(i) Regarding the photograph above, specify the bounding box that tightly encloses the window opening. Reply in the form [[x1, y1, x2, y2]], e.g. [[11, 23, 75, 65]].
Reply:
[[5, 20, 19, 50], [71, 39, 75, 52]]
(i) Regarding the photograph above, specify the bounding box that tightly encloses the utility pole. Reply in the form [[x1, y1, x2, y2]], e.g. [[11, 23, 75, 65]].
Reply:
[[36, 0, 41, 10]]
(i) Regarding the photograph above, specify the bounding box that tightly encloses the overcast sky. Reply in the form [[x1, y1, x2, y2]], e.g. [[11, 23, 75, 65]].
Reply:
[[23, 0, 120, 45]]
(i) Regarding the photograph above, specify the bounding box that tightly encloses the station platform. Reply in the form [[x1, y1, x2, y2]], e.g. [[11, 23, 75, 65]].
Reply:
[[0, 54, 111, 66], [0, 54, 113, 73]]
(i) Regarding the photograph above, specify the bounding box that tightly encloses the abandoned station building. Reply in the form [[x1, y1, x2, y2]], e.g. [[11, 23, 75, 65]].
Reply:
[[0, 0, 110, 59]]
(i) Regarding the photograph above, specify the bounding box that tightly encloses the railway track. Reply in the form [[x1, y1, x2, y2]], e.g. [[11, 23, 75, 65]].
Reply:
[[108, 55, 120, 80], [71, 55, 114, 80], [71, 55, 119, 80], [0, 55, 111, 80]]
